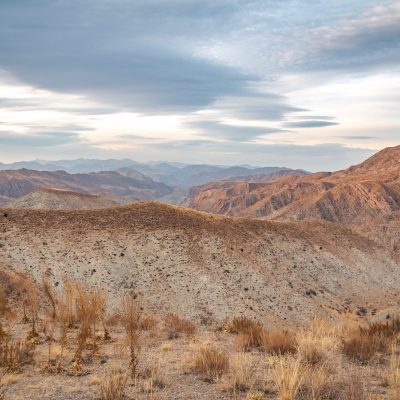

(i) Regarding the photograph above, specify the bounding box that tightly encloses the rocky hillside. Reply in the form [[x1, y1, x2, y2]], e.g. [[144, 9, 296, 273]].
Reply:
[[0, 202, 398, 326], [0, 168, 173, 202], [5, 188, 118, 210], [189, 146, 400, 252]]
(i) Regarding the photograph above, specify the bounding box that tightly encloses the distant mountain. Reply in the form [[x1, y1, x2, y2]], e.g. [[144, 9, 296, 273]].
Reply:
[[189, 145, 400, 253], [0, 168, 173, 203], [0, 159, 308, 189]]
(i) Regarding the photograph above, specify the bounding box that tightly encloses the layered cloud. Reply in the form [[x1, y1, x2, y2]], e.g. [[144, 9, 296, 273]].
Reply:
[[0, 0, 398, 168]]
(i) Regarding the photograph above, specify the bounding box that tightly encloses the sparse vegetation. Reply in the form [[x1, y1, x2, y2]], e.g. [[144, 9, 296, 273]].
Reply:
[[164, 313, 196, 339], [121, 294, 142, 377], [193, 345, 229, 382], [0, 272, 398, 399], [100, 371, 128, 400]]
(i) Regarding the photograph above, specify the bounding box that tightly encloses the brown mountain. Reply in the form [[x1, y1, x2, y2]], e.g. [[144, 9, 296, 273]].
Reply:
[[5, 188, 118, 210], [0, 202, 399, 326], [0, 168, 173, 203], [189, 145, 400, 251]]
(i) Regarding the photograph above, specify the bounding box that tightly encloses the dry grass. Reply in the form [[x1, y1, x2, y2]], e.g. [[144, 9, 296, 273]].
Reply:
[[193, 345, 229, 382], [73, 285, 97, 363], [272, 356, 305, 400], [296, 319, 339, 366], [0, 339, 35, 372], [42, 277, 58, 321], [339, 370, 369, 400], [164, 313, 196, 339], [260, 330, 297, 355], [221, 352, 254, 392], [230, 317, 264, 351], [230, 317, 296, 355], [122, 295, 142, 377], [140, 314, 158, 331], [388, 346, 400, 400], [100, 371, 128, 400], [342, 319, 400, 363], [302, 363, 340, 400]]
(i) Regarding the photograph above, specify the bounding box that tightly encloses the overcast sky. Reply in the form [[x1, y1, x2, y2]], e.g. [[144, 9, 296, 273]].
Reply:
[[0, 0, 399, 170]]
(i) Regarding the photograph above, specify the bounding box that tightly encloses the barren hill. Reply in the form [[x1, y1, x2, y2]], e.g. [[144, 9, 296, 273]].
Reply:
[[0, 202, 398, 326], [189, 145, 400, 252], [0, 168, 173, 203], [5, 188, 118, 210]]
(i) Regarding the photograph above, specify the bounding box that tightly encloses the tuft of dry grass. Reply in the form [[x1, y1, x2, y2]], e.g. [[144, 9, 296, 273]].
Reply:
[[341, 319, 400, 363], [193, 345, 229, 382], [121, 295, 142, 377], [42, 277, 58, 321], [339, 370, 369, 400], [388, 345, 400, 400], [297, 319, 339, 366], [0, 339, 35, 372], [221, 352, 254, 392], [272, 356, 306, 400], [260, 330, 297, 355], [164, 313, 196, 339], [100, 371, 128, 400]]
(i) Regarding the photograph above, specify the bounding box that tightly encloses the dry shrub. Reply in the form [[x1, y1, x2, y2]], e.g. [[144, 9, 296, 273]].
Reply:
[[339, 370, 369, 400], [230, 317, 295, 355], [229, 316, 262, 334], [221, 352, 254, 392], [230, 317, 264, 351], [272, 356, 306, 400], [19, 278, 39, 339], [193, 345, 229, 382], [297, 319, 339, 365], [164, 313, 196, 339], [122, 295, 141, 377], [0, 372, 4, 400], [388, 346, 400, 400], [341, 319, 400, 363], [140, 314, 158, 331], [141, 357, 166, 392], [302, 364, 340, 400], [42, 277, 57, 320], [100, 371, 128, 400], [73, 286, 97, 363], [260, 330, 297, 355], [0, 339, 35, 372]]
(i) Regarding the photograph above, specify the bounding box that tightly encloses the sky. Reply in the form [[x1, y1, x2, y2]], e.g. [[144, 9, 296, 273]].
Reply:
[[0, 0, 399, 171]]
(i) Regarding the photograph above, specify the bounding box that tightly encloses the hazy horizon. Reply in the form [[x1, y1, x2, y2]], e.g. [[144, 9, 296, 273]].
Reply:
[[0, 1, 399, 170]]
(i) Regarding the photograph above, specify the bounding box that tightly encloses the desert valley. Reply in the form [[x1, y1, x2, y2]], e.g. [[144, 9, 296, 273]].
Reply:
[[1, 1, 400, 398], [0, 146, 399, 400]]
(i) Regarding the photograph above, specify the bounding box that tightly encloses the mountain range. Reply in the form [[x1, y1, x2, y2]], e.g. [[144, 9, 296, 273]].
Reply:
[[189, 145, 400, 254]]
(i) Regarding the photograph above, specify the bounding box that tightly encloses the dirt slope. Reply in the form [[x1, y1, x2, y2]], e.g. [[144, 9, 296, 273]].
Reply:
[[5, 188, 118, 210], [0, 202, 398, 326]]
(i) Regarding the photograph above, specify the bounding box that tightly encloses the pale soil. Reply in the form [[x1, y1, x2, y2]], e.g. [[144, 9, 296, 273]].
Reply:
[[0, 203, 399, 326]]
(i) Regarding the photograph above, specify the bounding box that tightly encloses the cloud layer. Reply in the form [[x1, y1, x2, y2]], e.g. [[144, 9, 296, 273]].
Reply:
[[0, 0, 399, 169]]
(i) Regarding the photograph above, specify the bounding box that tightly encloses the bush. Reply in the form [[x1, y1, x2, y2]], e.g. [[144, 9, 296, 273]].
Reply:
[[164, 313, 196, 339], [193, 345, 229, 382], [0, 339, 35, 372], [342, 319, 400, 363], [100, 372, 128, 400]]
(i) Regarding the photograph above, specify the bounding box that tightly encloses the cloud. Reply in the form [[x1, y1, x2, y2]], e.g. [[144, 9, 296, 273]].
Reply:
[[284, 120, 339, 128], [303, 2, 400, 73], [0, 130, 81, 147], [184, 119, 285, 141]]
